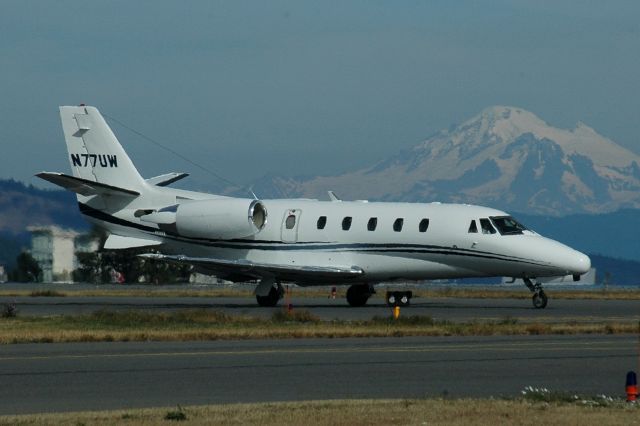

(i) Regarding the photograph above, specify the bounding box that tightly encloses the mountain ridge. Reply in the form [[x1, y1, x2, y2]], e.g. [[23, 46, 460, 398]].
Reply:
[[247, 106, 640, 215]]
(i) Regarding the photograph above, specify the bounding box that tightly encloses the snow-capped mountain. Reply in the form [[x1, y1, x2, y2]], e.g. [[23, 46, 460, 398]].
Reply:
[[251, 106, 640, 215]]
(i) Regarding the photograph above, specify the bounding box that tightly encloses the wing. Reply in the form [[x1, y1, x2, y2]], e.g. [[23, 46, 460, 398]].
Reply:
[[104, 234, 162, 249], [139, 253, 364, 284]]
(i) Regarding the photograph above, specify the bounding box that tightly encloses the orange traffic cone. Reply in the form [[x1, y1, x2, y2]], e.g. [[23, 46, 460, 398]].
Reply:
[[626, 371, 637, 402]]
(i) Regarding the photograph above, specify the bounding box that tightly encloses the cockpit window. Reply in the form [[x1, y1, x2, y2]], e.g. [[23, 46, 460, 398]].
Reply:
[[468, 220, 478, 233], [480, 218, 496, 234], [490, 216, 528, 235]]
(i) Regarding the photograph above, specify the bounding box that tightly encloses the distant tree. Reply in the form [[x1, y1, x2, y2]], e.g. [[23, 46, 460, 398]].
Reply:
[[73, 251, 107, 284], [73, 226, 190, 284], [10, 252, 42, 282]]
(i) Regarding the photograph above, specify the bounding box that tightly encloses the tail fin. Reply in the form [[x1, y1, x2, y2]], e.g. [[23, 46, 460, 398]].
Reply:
[[59, 106, 146, 191]]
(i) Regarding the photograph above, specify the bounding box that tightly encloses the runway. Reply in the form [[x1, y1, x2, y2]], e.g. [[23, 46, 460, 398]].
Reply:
[[0, 335, 637, 415], [2, 294, 639, 324]]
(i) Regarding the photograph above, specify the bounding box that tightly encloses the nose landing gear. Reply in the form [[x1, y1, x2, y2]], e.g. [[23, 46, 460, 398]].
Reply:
[[523, 278, 548, 309]]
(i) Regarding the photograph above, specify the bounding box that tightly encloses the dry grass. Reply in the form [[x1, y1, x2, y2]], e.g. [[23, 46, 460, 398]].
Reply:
[[0, 310, 637, 344], [1, 286, 639, 300], [0, 288, 254, 298], [0, 398, 638, 426], [411, 287, 640, 300], [0, 286, 640, 302]]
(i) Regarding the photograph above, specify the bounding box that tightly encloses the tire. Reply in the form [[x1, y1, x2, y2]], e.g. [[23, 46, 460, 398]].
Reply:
[[256, 287, 281, 307], [532, 291, 548, 309], [399, 293, 410, 306], [386, 292, 397, 306], [347, 285, 370, 307]]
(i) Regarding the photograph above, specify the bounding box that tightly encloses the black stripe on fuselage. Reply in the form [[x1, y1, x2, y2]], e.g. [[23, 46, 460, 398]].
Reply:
[[79, 202, 548, 267]]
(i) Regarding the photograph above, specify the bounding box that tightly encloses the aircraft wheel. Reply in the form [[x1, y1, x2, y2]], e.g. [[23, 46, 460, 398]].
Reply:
[[347, 285, 371, 307], [386, 292, 396, 306], [256, 286, 282, 307], [532, 290, 548, 309], [399, 293, 410, 306]]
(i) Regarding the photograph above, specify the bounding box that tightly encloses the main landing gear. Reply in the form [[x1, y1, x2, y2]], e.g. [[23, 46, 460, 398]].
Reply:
[[523, 278, 548, 309], [346, 284, 375, 307], [255, 280, 284, 307]]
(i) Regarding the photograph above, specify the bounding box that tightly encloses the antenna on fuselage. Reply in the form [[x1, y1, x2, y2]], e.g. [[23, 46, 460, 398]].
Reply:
[[328, 190, 341, 202], [248, 186, 259, 200]]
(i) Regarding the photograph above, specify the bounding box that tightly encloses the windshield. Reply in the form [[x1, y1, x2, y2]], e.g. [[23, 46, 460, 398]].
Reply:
[[489, 216, 528, 235]]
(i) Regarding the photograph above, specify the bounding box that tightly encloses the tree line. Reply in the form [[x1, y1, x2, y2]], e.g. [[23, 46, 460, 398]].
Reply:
[[10, 227, 190, 284]]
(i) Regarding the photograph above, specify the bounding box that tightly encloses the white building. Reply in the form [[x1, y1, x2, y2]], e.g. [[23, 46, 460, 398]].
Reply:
[[29, 226, 78, 282], [28, 226, 82, 282]]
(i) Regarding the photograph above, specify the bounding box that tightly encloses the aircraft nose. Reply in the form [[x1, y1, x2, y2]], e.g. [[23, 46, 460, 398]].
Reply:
[[564, 250, 591, 275], [575, 252, 591, 274]]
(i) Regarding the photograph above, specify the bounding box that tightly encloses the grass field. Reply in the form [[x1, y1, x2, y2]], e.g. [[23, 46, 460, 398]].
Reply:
[[0, 286, 638, 343], [1, 286, 640, 300], [0, 309, 637, 344], [1, 398, 638, 425]]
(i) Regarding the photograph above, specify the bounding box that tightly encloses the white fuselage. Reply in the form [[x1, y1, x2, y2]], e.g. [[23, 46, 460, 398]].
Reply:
[[80, 184, 591, 285]]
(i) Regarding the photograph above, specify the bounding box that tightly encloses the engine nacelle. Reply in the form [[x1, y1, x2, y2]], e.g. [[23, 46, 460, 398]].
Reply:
[[141, 198, 267, 240], [176, 198, 267, 240]]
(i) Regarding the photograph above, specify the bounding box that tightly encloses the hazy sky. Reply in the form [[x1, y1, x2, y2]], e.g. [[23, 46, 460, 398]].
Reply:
[[2, 1, 639, 190]]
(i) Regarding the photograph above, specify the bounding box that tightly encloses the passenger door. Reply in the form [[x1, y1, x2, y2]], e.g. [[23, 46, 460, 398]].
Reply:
[[281, 209, 302, 243]]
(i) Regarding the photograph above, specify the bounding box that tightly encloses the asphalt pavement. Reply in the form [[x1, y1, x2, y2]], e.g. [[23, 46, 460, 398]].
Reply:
[[0, 335, 636, 415]]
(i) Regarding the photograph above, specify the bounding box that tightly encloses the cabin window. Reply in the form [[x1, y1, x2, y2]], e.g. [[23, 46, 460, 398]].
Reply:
[[419, 218, 429, 232], [393, 218, 404, 232], [285, 214, 296, 230], [480, 218, 496, 234], [468, 220, 478, 233], [490, 216, 528, 235], [367, 217, 378, 231], [317, 216, 327, 230], [342, 216, 352, 231]]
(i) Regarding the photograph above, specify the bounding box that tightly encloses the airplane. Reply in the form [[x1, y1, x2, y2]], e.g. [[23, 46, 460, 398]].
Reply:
[[37, 105, 591, 309]]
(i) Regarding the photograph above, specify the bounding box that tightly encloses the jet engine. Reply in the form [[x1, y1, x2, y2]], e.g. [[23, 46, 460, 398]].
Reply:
[[139, 198, 267, 240]]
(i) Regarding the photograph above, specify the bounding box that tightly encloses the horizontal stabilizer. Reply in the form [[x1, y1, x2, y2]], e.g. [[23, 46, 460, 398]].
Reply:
[[140, 253, 364, 283], [146, 172, 189, 187], [104, 234, 162, 249], [36, 172, 140, 198]]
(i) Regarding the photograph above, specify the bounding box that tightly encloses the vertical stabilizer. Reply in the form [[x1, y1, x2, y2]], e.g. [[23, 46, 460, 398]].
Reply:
[[60, 106, 146, 191]]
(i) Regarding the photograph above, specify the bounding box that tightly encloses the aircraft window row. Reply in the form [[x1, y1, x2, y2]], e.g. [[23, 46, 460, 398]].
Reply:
[[314, 216, 430, 232]]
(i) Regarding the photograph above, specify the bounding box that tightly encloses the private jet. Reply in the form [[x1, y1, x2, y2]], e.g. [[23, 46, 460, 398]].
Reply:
[[37, 105, 591, 308]]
